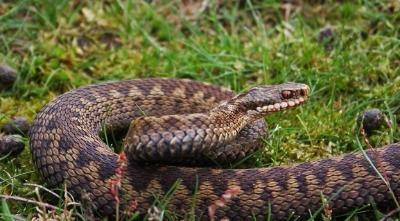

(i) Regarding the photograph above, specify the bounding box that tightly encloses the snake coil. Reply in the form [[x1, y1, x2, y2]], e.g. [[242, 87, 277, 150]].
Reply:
[[30, 78, 400, 220]]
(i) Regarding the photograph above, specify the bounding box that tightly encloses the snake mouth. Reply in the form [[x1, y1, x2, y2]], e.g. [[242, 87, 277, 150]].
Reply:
[[255, 96, 307, 113]]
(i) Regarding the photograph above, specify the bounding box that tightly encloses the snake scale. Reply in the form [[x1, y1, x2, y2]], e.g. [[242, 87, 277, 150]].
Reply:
[[29, 78, 400, 220]]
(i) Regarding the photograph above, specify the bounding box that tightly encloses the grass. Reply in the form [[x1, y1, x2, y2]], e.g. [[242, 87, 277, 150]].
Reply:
[[0, 0, 400, 220]]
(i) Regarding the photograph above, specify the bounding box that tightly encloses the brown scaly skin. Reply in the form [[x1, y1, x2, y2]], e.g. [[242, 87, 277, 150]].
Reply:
[[29, 78, 400, 220], [123, 82, 307, 164]]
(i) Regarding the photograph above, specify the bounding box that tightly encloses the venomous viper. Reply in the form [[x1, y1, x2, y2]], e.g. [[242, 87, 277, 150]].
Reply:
[[29, 78, 400, 220]]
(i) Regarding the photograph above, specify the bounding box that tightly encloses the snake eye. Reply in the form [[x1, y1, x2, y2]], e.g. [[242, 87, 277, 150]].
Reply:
[[282, 90, 292, 99]]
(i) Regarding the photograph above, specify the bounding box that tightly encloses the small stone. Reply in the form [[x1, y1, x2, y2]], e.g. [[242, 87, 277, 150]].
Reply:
[[0, 63, 17, 89], [318, 26, 337, 51], [3, 117, 31, 135], [0, 134, 25, 157], [357, 108, 389, 136]]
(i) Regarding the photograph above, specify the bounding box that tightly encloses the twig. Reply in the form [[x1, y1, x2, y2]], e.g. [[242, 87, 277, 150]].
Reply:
[[0, 194, 59, 210], [23, 183, 61, 199], [379, 207, 400, 221]]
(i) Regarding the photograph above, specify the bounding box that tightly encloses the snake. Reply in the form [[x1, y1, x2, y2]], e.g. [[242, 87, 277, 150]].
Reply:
[[29, 78, 400, 220]]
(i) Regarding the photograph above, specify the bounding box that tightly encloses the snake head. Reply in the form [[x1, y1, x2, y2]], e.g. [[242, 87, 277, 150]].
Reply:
[[230, 82, 310, 119]]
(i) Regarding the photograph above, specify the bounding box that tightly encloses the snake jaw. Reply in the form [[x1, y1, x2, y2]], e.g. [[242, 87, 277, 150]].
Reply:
[[255, 96, 307, 113]]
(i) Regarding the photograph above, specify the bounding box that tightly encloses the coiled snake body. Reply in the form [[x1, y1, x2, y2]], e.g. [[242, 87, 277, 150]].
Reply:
[[30, 78, 400, 220]]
